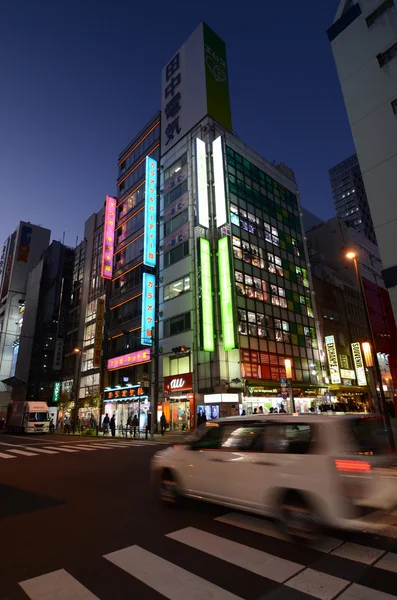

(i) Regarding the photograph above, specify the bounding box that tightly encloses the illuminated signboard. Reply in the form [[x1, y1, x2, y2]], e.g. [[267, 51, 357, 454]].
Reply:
[[17, 225, 32, 263], [212, 136, 227, 227], [196, 138, 209, 228], [53, 381, 61, 403], [351, 342, 367, 386], [108, 349, 151, 371], [325, 335, 341, 384], [141, 273, 155, 345], [101, 196, 117, 279], [143, 156, 158, 267], [104, 386, 147, 401], [93, 298, 105, 367], [340, 369, 356, 380], [218, 236, 235, 351], [200, 238, 214, 352]]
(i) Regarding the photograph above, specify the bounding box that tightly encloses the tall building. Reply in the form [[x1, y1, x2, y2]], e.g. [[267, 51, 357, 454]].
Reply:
[[328, 0, 397, 323], [0, 222, 50, 412], [14, 241, 74, 403], [329, 153, 377, 244]]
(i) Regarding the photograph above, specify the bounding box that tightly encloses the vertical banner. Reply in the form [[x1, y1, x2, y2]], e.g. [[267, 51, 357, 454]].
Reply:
[[218, 236, 235, 351], [143, 156, 158, 267], [212, 136, 227, 227], [199, 238, 214, 352], [93, 298, 105, 368], [325, 335, 341, 384], [101, 196, 117, 279], [196, 138, 209, 228], [141, 273, 156, 345], [203, 22, 232, 132], [53, 381, 61, 403], [351, 342, 367, 386]]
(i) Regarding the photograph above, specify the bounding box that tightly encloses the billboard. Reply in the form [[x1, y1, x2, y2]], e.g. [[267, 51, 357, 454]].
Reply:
[[143, 156, 158, 268], [325, 335, 341, 385], [93, 298, 105, 368], [196, 138, 209, 228], [17, 225, 32, 263], [351, 342, 367, 386], [108, 349, 151, 371], [161, 22, 232, 156], [199, 238, 214, 352], [101, 196, 117, 279], [141, 273, 155, 345], [212, 136, 227, 228], [218, 236, 235, 351]]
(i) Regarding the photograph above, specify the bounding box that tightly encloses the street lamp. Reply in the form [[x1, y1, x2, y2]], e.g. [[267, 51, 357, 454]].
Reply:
[[284, 358, 295, 413], [345, 251, 394, 448]]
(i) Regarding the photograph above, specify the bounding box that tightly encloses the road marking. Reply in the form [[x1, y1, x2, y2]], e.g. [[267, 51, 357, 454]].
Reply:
[[22, 447, 59, 455], [375, 552, 397, 573], [331, 542, 385, 565], [0, 451, 16, 459], [286, 568, 349, 599], [337, 583, 397, 599], [43, 446, 79, 453], [62, 445, 98, 452], [19, 568, 100, 599], [167, 527, 303, 582], [6, 449, 38, 457], [105, 544, 242, 600], [216, 512, 343, 553]]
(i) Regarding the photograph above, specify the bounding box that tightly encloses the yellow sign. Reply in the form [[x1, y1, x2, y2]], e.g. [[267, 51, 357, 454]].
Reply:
[[351, 342, 367, 386], [93, 298, 105, 368], [325, 335, 341, 384]]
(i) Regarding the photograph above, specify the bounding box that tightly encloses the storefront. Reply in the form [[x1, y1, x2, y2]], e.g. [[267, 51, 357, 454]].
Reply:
[[161, 373, 194, 431], [243, 382, 328, 414], [103, 386, 149, 432]]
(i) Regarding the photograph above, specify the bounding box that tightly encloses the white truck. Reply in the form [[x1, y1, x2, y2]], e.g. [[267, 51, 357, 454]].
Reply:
[[6, 401, 50, 434]]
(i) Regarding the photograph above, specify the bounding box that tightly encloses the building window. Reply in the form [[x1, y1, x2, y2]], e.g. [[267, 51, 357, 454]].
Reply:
[[164, 179, 188, 207], [164, 275, 190, 300], [392, 99, 397, 115], [164, 153, 187, 181], [164, 241, 189, 268], [164, 208, 188, 236], [377, 41, 397, 67], [163, 312, 191, 337], [366, 0, 394, 27]]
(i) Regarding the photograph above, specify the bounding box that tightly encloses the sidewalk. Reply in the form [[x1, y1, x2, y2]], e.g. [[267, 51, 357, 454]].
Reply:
[[54, 430, 189, 443]]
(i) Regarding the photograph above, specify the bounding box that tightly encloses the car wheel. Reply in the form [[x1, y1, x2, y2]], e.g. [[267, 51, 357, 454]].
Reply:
[[159, 470, 181, 508], [279, 493, 321, 540]]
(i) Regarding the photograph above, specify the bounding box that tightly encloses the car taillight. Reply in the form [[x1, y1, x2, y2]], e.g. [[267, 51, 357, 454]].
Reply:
[[335, 459, 371, 473]]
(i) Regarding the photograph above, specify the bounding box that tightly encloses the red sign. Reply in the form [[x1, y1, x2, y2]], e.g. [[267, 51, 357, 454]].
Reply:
[[164, 372, 193, 394], [101, 196, 117, 279]]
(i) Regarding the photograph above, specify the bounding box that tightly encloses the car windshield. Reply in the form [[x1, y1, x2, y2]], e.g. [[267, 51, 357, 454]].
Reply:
[[29, 412, 48, 422], [349, 416, 391, 455]]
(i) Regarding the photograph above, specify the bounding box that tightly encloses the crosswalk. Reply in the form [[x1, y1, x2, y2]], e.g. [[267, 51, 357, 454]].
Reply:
[[0, 439, 166, 460], [16, 510, 397, 599]]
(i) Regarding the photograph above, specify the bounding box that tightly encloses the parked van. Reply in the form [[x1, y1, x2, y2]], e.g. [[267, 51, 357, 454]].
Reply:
[[6, 401, 50, 433], [151, 414, 397, 534]]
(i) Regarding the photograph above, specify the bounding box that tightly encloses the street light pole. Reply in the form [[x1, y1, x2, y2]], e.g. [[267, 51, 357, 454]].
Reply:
[[346, 252, 395, 449]]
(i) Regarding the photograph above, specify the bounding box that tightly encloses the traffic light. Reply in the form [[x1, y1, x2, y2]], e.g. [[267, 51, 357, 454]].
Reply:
[[172, 346, 190, 355]]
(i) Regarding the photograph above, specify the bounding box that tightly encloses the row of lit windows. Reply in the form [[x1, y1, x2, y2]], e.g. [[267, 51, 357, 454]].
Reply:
[[119, 124, 160, 174]]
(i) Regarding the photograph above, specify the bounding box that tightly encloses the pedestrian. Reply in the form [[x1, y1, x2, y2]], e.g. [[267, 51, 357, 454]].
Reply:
[[110, 414, 116, 437], [132, 414, 139, 438], [160, 413, 167, 436], [241, 409, 246, 416], [279, 403, 286, 414], [126, 414, 132, 437], [49, 417, 55, 434], [259, 406, 264, 414], [269, 407, 275, 414], [253, 407, 258, 415], [103, 413, 110, 435]]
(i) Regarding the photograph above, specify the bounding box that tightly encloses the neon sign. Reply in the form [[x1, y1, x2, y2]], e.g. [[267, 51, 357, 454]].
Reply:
[[199, 238, 214, 352], [101, 196, 116, 279], [196, 138, 209, 228], [212, 137, 227, 227], [143, 156, 157, 267], [141, 273, 155, 345], [107, 349, 151, 371], [218, 236, 235, 351]]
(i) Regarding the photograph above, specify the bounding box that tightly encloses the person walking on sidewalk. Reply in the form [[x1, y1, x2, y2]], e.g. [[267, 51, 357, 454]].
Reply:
[[132, 414, 139, 438], [102, 413, 110, 436], [110, 414, 116, 437], [160, 413, 167, 436]]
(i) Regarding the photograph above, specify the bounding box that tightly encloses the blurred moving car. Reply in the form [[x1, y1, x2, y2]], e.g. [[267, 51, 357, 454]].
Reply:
[[151, 414, 397, 535]]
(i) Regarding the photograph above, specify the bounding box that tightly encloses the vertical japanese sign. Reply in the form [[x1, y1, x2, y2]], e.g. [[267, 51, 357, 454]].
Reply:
[[17, 225, 32, 263], [325, 335, 341, 385], [196, 138, 209, 228], [351, 342, 367, 386], [93, 298, 105, 368], [53, 381, 61, 403], [199, 238, 214, 352], [143, 156, 157, 268], [218, 236, 235, 351], [212, 136, 227, 227], [141, 273, 155, 345], [163, 52, 182, 151], [101, 196, 116, 279]]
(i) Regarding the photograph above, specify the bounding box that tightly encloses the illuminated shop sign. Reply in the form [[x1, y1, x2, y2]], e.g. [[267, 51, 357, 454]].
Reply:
[[196, 138, 209, 228], [212, 136, 227, 227], [340, 369, 356, 380], [141, 273, 155, 345], [104, 386, 147, 401], [101, 196, 117, 279], [93, 298, 105, 367], [164, 372, 193, 394], [107, 349, 151, 371], [53, 381, 61, 403], [325, 335, 341, 385], [218, 236, 235, 351], [351, 342, 367, 386], [143, 156, 157, 267], [17, 225, 32, 263], [199, 238, 214, 352]]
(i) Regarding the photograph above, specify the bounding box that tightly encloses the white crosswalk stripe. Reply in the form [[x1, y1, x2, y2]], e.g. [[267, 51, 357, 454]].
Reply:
[[0, 451, 16, 459], [21, 446, 59, 454], [19, 569, 100, 599], [42, 446, 79, 453], [6, 448, 39, 457], [61, 445, 98, 451]]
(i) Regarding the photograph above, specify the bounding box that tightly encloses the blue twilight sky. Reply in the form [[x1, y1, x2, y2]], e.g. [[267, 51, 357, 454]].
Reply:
[[0, 0, 354, 248]]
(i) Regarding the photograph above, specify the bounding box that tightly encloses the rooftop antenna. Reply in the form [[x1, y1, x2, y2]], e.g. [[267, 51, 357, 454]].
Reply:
[[75, 236, 79, 247], [62, 231, 65, 245]]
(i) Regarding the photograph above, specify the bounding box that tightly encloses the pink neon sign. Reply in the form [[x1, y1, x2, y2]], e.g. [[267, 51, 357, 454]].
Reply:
[[101, 195, 117, 279], [107, 348, 151, 371]]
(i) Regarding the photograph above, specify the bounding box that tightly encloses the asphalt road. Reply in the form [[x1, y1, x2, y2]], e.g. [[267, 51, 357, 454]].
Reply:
[[2, 433, 397, 600]]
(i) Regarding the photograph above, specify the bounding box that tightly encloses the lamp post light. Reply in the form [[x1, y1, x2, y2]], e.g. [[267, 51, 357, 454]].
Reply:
[[346, 252, 394, 449], [284, 358, 295, 413]]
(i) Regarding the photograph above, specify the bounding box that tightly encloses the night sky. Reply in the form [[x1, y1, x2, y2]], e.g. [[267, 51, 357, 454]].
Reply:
[[0, 0, 354, 248]]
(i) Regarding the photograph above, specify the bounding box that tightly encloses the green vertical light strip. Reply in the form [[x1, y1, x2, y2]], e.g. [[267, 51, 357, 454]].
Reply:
[[200, 238, 214, 352], [218, 236, 235, 351]]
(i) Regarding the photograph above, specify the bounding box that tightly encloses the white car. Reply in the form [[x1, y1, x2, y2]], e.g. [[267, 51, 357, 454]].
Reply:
[[151, 414, 397, 534]]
